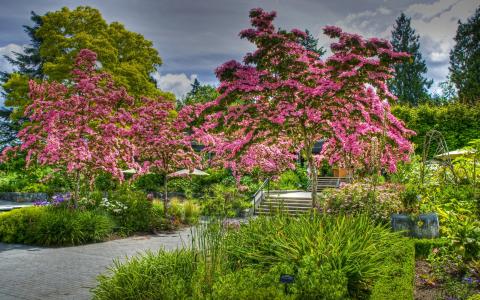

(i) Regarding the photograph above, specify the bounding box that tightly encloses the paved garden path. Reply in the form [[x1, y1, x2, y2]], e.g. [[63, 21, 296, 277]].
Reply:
[[0, 228, 192, 300]]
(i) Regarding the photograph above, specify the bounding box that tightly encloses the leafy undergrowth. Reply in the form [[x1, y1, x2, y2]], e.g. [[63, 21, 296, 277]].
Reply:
[[93, 214, 416, 299]]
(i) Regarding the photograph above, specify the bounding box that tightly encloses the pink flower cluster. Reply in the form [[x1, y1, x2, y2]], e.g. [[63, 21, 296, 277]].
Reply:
[[188, 8, 414, 179], [3, 49, 200, 184]]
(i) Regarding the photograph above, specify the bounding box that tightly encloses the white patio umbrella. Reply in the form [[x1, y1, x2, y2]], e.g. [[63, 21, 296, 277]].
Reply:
[[167, 168, 209, 177], [435, 149, 476, 160], [121, 168, 137, 174]]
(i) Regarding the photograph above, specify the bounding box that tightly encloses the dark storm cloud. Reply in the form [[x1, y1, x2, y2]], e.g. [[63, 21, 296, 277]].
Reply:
[[0, 0, 477, 98]]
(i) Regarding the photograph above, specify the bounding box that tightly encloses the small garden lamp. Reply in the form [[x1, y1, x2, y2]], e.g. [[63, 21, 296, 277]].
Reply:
[[279, 274, 294, 294]]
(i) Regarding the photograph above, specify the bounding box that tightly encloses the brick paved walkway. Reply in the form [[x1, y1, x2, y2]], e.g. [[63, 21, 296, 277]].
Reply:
[[0, 228, 191, 300]]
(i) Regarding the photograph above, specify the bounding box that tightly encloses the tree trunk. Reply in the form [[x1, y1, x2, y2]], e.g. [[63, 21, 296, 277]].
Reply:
[[73, 170, 80, 208], [164, 174, 168, 217], [306, 148, 318, 208]]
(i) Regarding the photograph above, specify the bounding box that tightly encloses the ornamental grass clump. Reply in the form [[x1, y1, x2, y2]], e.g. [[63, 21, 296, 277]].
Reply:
[[93, 214, 406, 299], [223, 213, 404, 299]]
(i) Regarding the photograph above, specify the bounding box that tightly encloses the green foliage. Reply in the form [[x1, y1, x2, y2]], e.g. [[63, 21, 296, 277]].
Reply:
[[180, 79, 219, 108], [414, 238, 449, 258], [149, 200, 165, 231], [201, 183, 249, 217], [0, 206, 114, 246], [93, 249, 197, 300], [392, 103, 480, 155], [370, 240, 415, 300], [389, 13, 432, 105], [211, 267, 288, 300], [401, 183, 421, 212], [0, 155, 70, 193], [93, 215, 415, 299], [300, 29, 325, 57], [102, 189, 152, 234], [3, 6, 173, 120], [270, 166, 308, 190], [223, 214, 404, 298], [320, 182, 404, 223], [183, 200, 200, 224], [450, 6, 480, 105]]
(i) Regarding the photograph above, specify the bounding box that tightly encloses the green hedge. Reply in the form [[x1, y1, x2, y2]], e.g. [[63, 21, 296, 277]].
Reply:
[[0, 206, 114, 246], [413, 238, 449, 258], [392, 103, 480, 154], [371, 239, 415, 300]]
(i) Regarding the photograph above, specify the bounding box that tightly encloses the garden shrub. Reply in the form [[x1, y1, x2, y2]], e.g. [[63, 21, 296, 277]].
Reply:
[[201, 183, 249, 217], [320, 182, 404, 223], [93, 249, 197, 300], [168, 198, 184, 220], [0, 206, 114, 246], [102, 189, 152, 234], [211, 267, 288, 300], [223, 214, 404, 298], [270, 168, 307, 190], [370, 239, 415, 300], [414, 238, 449, 258]]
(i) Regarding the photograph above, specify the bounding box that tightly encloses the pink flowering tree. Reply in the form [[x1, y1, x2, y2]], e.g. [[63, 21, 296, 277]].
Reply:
[[188, 8, 414, 207], [2, 49, 138, 204], [131, 97, 200, 210]]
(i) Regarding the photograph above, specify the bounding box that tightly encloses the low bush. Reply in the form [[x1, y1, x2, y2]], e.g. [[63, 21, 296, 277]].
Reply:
[[320, 182, 404, 223], [414, 238, 449, 258], [201, 183, 249, 217], [0, 206, 114, 246], [371, 240, 415, 300], [101, 189, 152, 234]]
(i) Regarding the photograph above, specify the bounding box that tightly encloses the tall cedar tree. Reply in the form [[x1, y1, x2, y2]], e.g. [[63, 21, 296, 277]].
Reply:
[[389, 13, 432, 106], [301, 29, 326, 57], [450, 6, 480, 105], [0, 12, 42, 149]]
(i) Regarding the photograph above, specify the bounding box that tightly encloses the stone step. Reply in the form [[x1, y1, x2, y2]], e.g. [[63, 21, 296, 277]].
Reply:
[[256, 207, 311, 215], [260, 201, 312, 207], [264, 196, 312, 201]]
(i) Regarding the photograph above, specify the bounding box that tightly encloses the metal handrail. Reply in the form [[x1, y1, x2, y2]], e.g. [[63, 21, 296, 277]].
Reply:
[[251, 177, 270, 215]]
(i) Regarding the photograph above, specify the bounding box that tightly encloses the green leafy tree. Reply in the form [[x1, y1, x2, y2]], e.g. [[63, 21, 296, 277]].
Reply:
[[389, 13, 432, 106], [180, 79, 219, 108], [2, 6, 173, 120], [449, 6, 480, 105]]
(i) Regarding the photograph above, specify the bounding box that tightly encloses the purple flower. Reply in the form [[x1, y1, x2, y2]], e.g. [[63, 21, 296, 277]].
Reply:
[[34, 200, 50, 206]]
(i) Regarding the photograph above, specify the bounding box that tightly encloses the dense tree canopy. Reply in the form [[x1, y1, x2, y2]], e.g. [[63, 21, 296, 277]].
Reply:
[[2, 50, 139, 200], [389, 13, 432, 106], [449, 6, 480, 105], [187, 8, 413, 205], [1, 6, 173, 120]]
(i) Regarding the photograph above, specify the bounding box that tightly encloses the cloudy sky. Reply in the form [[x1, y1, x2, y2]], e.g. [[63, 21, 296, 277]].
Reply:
[[0, 0, 478, 100]]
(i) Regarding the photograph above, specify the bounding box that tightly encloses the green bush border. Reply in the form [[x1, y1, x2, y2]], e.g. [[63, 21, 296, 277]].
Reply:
[[371, 239, 415, 300], [413, 238, 449, 258]]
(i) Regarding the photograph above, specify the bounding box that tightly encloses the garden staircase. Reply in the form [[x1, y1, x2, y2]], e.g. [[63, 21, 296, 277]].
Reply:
[[251, 177, 351, 216], [307, 177, 351, 192], [255, 193, 312, 215]]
